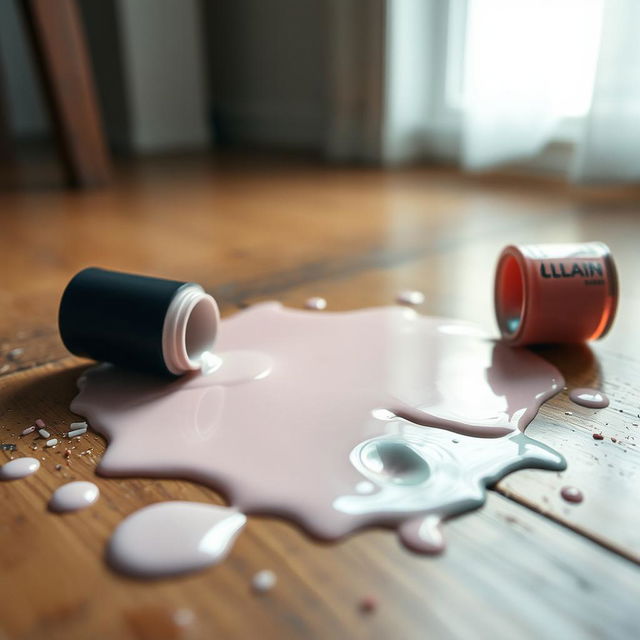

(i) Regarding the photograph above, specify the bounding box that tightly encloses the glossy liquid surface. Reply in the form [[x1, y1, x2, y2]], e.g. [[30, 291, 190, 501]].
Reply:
[[72, 303, 565, 568], [569, 388, 610, 409], [49, 481, 100, 512], [0, 457, 40, 480], [108, 502, 246, 578], [560, 486, 584, 504], [396, 290, 425, 306], [304, 297, 327, 310]]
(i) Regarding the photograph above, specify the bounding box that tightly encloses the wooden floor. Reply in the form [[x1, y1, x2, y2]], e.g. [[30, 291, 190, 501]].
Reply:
[[1, 153, 640, 640]]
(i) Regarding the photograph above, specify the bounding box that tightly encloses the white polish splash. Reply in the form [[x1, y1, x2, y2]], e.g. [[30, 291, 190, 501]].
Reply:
[[72, 303, 565, 570], [0, 457, 40, 480], [108, 502, 246, 578], [49, 481, 100, 512]]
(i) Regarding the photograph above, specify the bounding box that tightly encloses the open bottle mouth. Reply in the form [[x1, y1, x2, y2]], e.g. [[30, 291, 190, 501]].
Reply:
[[162, 284, 220, 375], [495, 252, 525, 339]]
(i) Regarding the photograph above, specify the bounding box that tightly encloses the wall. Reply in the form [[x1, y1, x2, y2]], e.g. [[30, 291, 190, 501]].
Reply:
[[117, 0, 209, 153], [205, 0, 328, 150], [0, 0, 328, 153], [0, 0, 209, 154]]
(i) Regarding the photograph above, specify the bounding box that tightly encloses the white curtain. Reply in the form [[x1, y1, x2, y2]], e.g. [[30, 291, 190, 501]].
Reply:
[[573, 0, 640, 181], [462, 0, 601, 171], [462, 0, 640, 182], [328, 0, 640, 183]]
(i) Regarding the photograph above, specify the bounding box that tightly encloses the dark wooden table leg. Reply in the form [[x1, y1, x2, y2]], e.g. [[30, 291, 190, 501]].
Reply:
[[20, 0, 111, 188]]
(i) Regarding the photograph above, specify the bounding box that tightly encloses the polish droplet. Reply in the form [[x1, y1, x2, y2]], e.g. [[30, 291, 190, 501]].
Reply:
[[304, 297, 327, 310], [569, 388, 609, 409], [49, 481, 100, 512], [560, 486, 584, 504], [359, 595, 378, 613], [0, 457, 40, 480], [398, 515, 445, 554], [108, 502, 246, 578], [252, 569, 277, 593], [396, 290, 425, 306]]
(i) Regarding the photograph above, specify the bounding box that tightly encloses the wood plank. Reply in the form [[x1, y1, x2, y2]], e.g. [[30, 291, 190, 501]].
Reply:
[[497, 344, 640, 562], [0, 362, 638, 640]]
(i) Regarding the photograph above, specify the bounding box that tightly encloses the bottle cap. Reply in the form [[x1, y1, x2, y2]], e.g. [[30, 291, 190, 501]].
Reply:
[[494, 242, 618, 346], [59, 268, 219, 376]]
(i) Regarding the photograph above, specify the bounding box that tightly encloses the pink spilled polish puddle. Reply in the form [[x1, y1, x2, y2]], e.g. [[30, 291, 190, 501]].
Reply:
[[71, 303, 565, 576]]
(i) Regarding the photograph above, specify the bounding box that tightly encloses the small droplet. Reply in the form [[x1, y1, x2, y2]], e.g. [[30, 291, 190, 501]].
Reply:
[[49, 481, 100, 512], [252, 569, 277, 593], [592, 433, 604, 441], [569, 388, 609, 409], [560, 486, 583, 504], [0, 457, 40, 480], [395, 290, 425, 306], [359, 595, 378, 613], [304, 297, 327, 310]]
